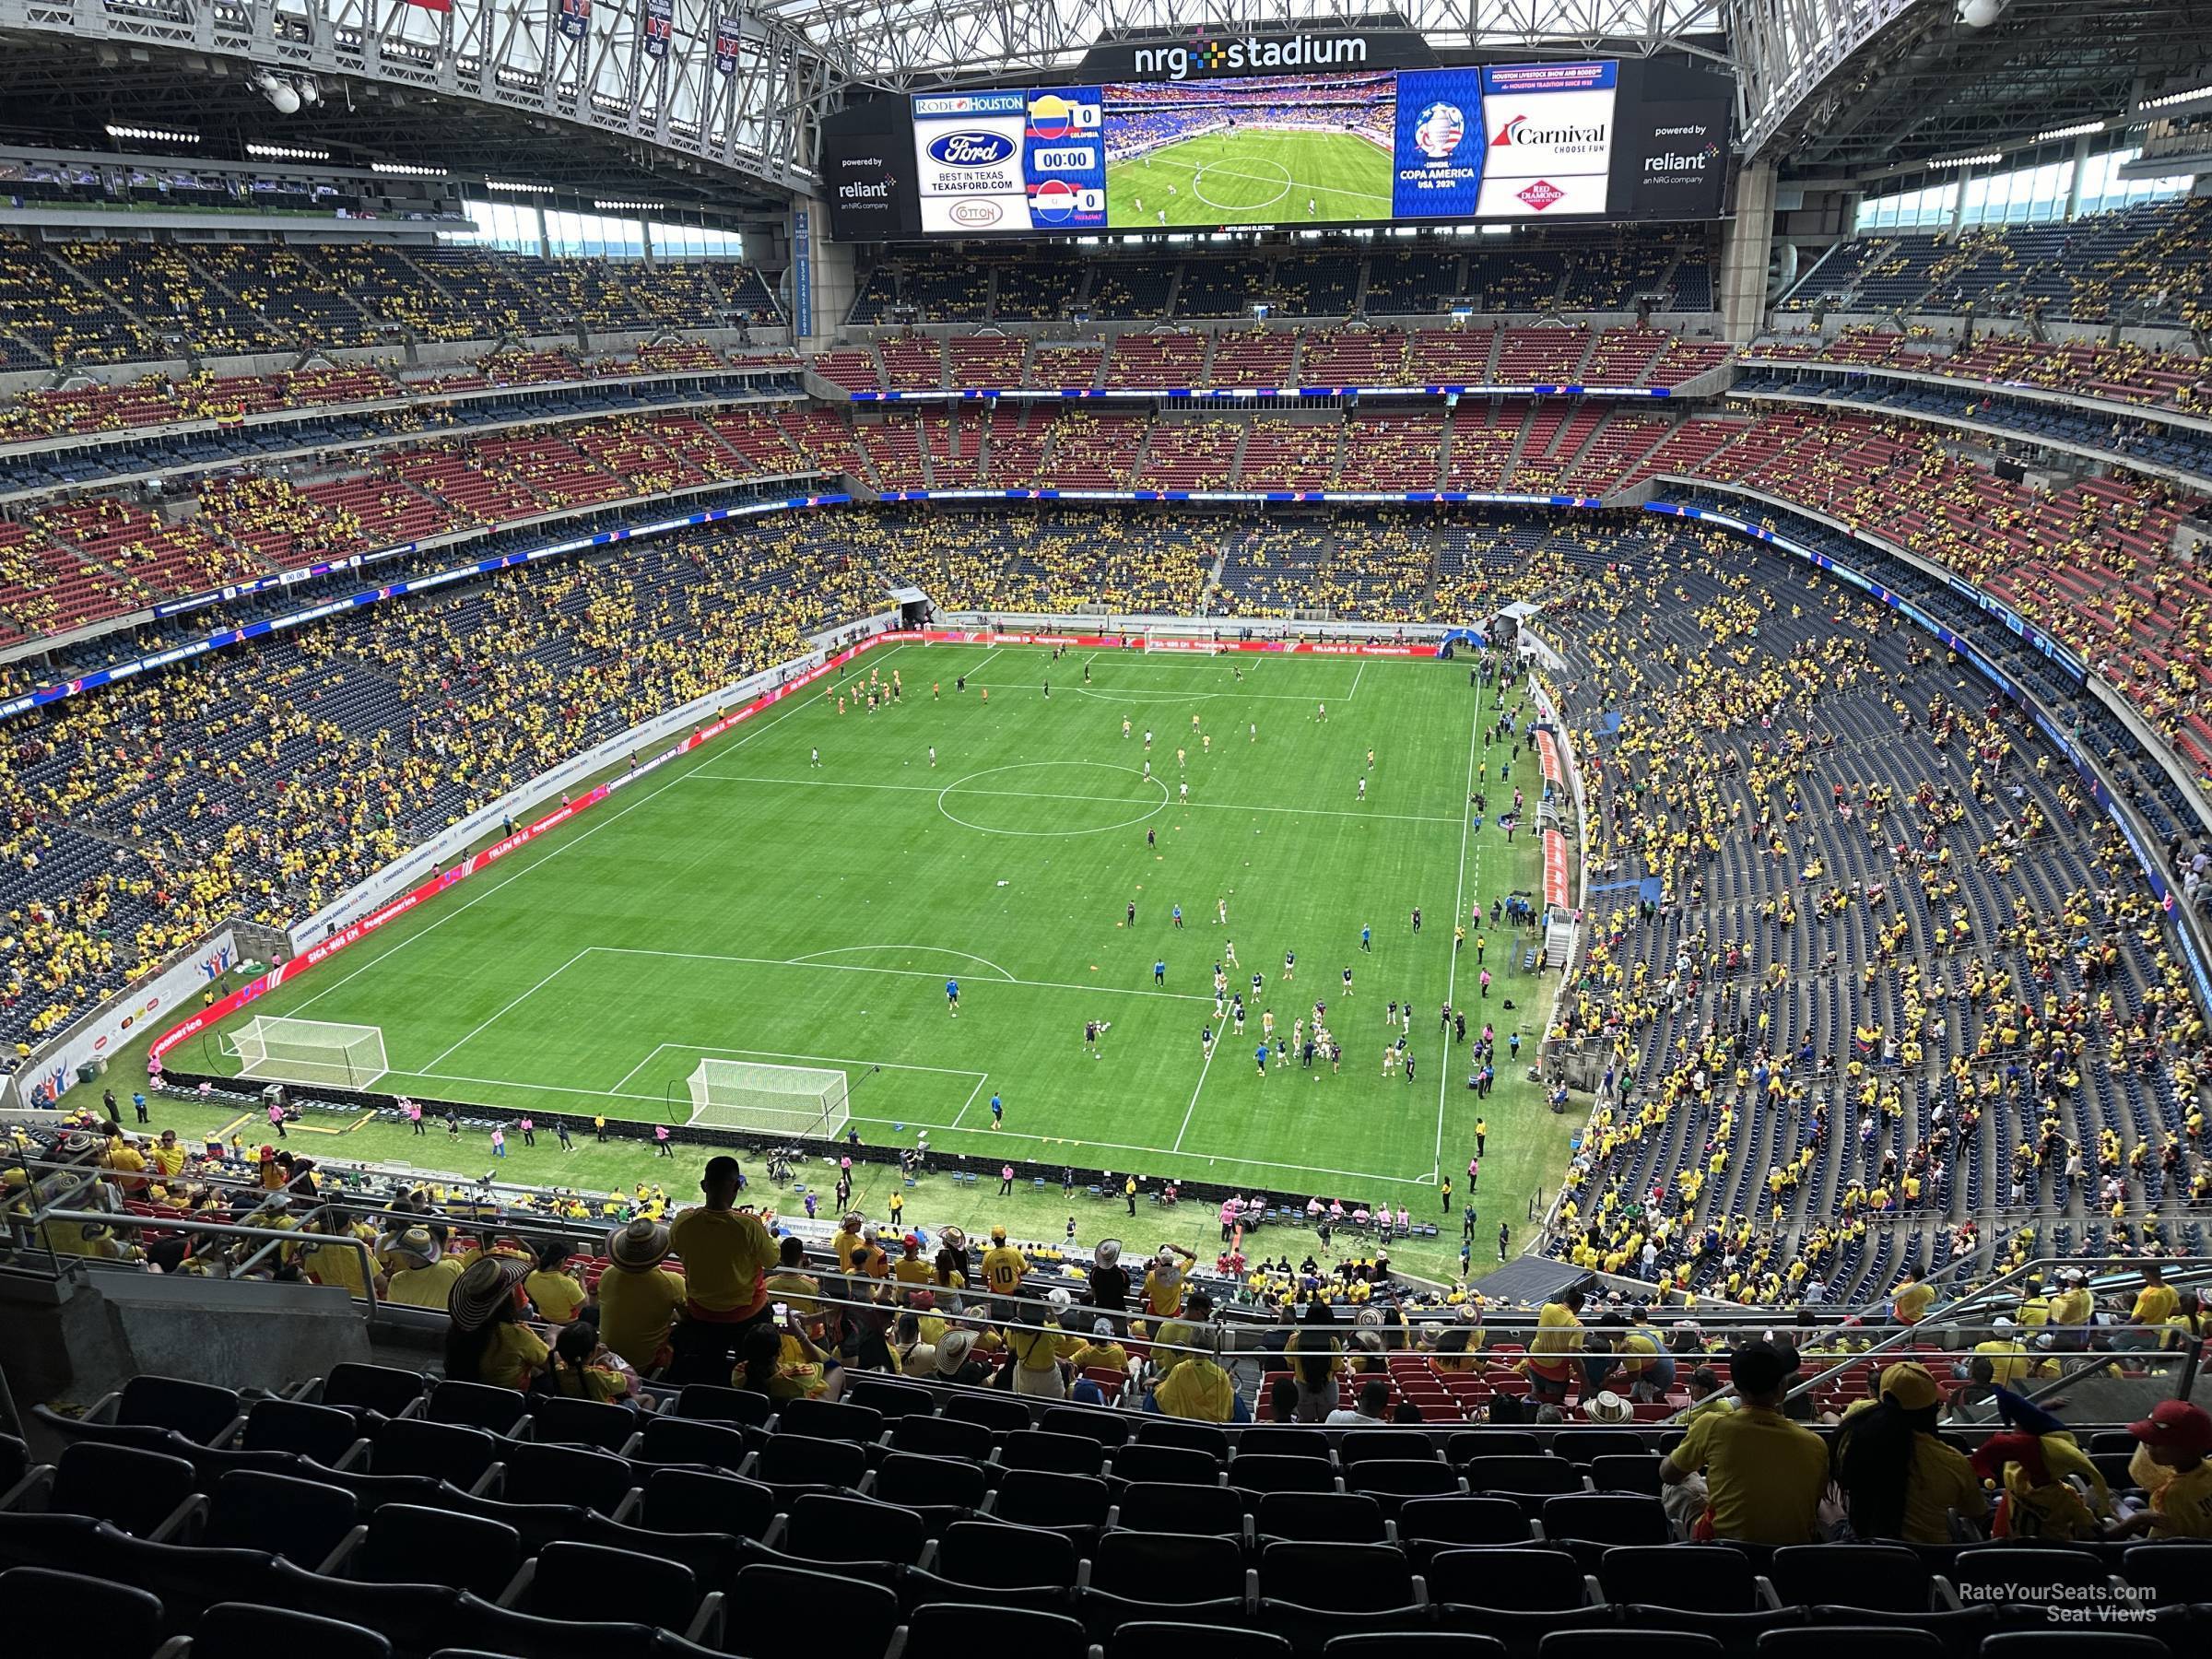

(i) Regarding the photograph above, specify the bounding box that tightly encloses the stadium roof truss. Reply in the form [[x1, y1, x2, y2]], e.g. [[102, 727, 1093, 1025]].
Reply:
[[0, 0, 844, 199], [763, 0, 1734, 88]]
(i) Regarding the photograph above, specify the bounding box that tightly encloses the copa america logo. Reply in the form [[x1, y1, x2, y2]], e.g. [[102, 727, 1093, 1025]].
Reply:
[[1415, 101, 1465, 160]]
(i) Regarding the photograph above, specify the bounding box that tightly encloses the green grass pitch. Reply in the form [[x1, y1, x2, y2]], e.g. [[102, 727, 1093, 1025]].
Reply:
[[1108, 130, 1395, 229], [143, 643, 1566, 1216]]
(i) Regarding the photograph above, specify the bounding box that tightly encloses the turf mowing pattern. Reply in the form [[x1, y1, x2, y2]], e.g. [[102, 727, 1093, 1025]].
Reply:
[[172, 644, 1559, 1203], [1108, 131, 1394, 229]]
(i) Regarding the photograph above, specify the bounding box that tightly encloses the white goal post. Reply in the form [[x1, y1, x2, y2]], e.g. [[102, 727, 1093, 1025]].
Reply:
[[686, 1059, 851, 1139], [224, 1017, 389, 1090]]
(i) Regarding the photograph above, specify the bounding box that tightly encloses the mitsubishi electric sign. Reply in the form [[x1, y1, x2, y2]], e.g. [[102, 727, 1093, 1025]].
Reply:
[[1077, 25, 1440, 82]]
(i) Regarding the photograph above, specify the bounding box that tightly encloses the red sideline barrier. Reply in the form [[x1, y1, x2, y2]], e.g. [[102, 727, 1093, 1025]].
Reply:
[[1535, 730, 1562, 787], [147, 628, 1434, 1064], [917, 629, 1436, 657], [1541, 827, 1570, 910]]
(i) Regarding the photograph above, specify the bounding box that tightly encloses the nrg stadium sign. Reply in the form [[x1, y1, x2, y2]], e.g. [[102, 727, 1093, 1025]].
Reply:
[[1078, 25, 1440, 83]]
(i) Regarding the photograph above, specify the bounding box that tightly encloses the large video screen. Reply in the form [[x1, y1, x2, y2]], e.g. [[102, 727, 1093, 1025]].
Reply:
[[824, 57, 1728, 241]]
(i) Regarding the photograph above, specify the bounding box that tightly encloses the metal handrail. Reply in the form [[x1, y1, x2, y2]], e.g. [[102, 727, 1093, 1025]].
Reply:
[[29, 1206, 382, 1313]]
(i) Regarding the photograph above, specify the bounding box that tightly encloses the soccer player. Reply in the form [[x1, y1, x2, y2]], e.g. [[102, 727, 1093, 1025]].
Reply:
[[947, 978, 959, 1017], [1191, 712, 1201, 732], [1251, 971, 1265, 1001], [1177, 746, 1186, 768], [1317, 701, 1326, 723], [1201, 1025, 1215, 1059], [1261, 1008, 1276, 1045], [1282, 949, 1296, 982], [1360, 924, 1371, 952], [1144, 759, 1152, 780], [1232, 996, 1246, 1035], [1386, 999, 1399, 1030], [1144, 728, 1153, 750], [1382, 1043, 1395, 1079], [1217, 897, 1228, 926], [1342, 965, 1354, 996], [1255, 1041, 1268, 1077], [1249, 721, 1257, 743], [1126, 900, 1136, 927], [1123, 717, 1132, 738], [810, 747, 821, 768], [1085, 1018, 1101, 1057], [1179, 780, 1188, 801], [1202, 733, 1212, 753], [1411, 905, 1422, 934], [1224, 939, 1240, 967], [928, 747, 936, 768], [1357, 776, 1366, 802], [1154, 959, 1167, 986], [990, 1093, 1004, 1130], [1172, 904, 1184, 928], [1366, 747, 1375, 770], [1042, 679, 1050, 699]]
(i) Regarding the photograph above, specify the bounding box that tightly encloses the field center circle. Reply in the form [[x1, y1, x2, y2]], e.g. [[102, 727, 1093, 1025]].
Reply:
[[1193, 159, 1291, 215], [937, 760, 1169, 838]]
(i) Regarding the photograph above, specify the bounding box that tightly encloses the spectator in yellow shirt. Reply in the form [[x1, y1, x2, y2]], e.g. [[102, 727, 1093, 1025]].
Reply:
[[1890, 1267, 1936, 1326], [524, 1239, 589, 1326], [381, 1226, 465, 1309], [2112, 1401, 2212, 1538], [1834, 1361, 1986, 1543], [1662, 1341, 1829, 1544], [596, 1216, 686, 1371], [665, 1156, 779, 1383], [2121, 1264, 2181, 1351], [444, 1253, 546, 1390]]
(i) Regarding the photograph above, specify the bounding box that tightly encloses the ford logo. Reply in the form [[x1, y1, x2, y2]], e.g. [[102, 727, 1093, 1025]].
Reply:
[[927, 131, 1016, 168]]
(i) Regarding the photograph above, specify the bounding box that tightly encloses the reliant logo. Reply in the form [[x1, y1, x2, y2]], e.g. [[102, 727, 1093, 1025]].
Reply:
[[1132, 31, 1370, 82], [838, 180, 890, 200], [1491, 113, 1608, 148], [926, 131, 1017, 167], [1644, 142, 1722, 174]]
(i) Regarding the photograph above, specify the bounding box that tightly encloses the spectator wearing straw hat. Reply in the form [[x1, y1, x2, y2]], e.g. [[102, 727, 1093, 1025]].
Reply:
[[445, 1253, 543, 1389], [1834, 1361, 1986, 1543], [381, 1225, 464, 1309], [934, 1326, 989, 1387], [597, 1216, 685, 1371]]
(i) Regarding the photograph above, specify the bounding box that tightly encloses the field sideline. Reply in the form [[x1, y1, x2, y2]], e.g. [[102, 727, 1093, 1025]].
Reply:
[[70, 644, 1568, 1210], [1108, 129, 1394, 228]]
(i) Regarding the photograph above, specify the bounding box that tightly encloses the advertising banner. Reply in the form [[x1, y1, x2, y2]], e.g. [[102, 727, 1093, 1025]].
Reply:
[[1390, 66, 1486, 218]]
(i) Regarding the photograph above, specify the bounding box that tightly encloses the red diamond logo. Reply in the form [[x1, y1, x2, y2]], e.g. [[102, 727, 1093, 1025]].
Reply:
[[1516, 180, 1566, 210]]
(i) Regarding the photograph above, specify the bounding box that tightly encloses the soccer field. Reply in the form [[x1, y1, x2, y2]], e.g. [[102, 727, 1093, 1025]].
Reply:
[[1109, 131, 1394, 229], [171, 644, 1560, 1203]]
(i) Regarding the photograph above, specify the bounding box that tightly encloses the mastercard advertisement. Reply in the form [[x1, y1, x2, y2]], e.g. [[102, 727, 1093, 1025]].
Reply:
[[909, 86, 1106, 234]]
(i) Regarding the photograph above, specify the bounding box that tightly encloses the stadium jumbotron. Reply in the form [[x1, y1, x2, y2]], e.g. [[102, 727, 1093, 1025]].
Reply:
[[6, 0, 2212, 1642]]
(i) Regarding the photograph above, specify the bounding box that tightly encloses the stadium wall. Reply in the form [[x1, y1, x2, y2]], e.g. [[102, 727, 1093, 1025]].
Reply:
[[5, 930, 240, 1112]]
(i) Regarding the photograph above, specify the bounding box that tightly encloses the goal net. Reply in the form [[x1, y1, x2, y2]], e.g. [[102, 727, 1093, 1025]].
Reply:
[[225, 1017, 389, 1090], [686, 1059, 850, 1138]]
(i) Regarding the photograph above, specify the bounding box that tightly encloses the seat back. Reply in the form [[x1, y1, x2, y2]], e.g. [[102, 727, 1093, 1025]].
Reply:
[[50, 1441, 197, 1536], [905, 1602, 1090, 1659], [1340, 1430, 1443, 1465], [672, 1384, 771, 1427], [890, 1414, 997, 1461], [1539, 1493, 1669, 1547], [500, 1439, 638, 1514], [1113, 1480, 1248, 1537], [994, 1468, 1112, 1530], [241, 1397, 365, 1465], [524, 1542, 697, 1630], [641, 1468, 778, 1542], [1465, 1455, 1581, 1496], [1238, 1427, 1335, 1460], [875, 1451, 990, 1511], [1396, 1496, 1533, 1549], [356, 1503, 522, 1595], [371, 1418, 499, 1485], [1601, 1545, 1758, 1610], [1111, 1442, 1222, 1486], [319, 1363, 429, 1418], [1259, 1540, 1415, 1610], [636, 1415, 753, 1472], [999, 1430, 1108, 1477], [785, 1492, 925, 1565], [1, 1565, 168, 1659], [773, 1394, 884, 1444], [1041, 1406, 1132, 1448], [203, 1469, 359, 1565], [1091, 1529, 1244, 1601], [1770, 1545, 1927, 1614], [1135, 1418, 1232, 1458], [199, 1602, 397, 1659], [527, 1395, 640, 1453], [1111, 1623, 1289, 1659], [936, 1518, 1079, 1589], [727, 1563, 898, 1655], [1254, 1491, 1387, 1544], [117, 1374, 241, 1444], [426, 1381, 527, 1435], [1230, 1453, 1337, 1495], [1427, 1546, 1589, 1611]]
